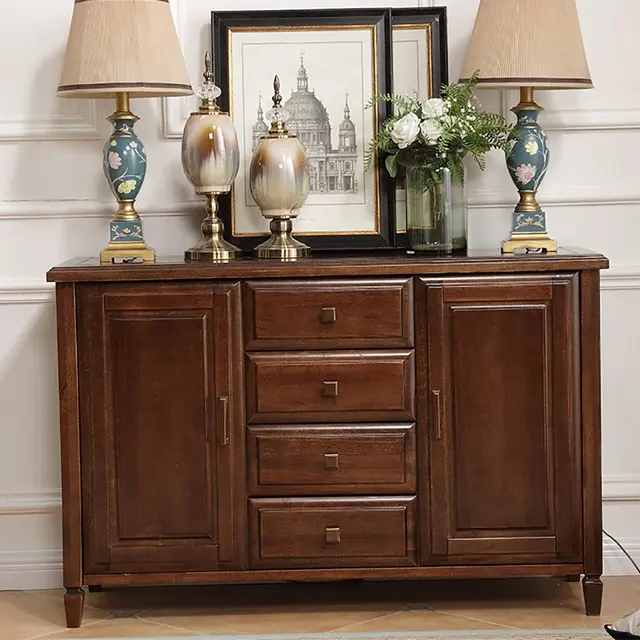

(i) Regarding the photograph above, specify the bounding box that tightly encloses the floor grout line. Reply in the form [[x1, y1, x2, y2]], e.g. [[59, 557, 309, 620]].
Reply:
[[426, 608, 519, 630], [141, 615, 209, 636], [24, 615, 110, 640], [328, 608, 426, 633]]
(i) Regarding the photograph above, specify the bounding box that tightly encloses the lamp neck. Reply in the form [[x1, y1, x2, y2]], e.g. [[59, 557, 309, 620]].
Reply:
[[113, 92, 135, 119], [513, 86, 542, 112]]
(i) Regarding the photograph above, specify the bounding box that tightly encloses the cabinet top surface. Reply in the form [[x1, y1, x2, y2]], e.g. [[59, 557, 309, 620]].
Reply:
[[47, 248, 609, 283]]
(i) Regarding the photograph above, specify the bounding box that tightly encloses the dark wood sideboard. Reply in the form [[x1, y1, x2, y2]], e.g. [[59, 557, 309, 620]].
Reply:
[[47, 248, 609, 628]]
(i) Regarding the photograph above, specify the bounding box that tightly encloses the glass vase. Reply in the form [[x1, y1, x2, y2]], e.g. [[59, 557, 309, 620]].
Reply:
[[405, 165, 467, 254]]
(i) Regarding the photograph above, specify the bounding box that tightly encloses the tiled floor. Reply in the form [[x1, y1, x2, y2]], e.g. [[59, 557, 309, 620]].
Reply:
[[2, 577, 638, 640]]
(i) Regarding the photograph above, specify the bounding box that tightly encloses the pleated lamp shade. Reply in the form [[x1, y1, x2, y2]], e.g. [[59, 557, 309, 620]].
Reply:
[[460, 0, 593, 90], [57, 0, 193, 99]]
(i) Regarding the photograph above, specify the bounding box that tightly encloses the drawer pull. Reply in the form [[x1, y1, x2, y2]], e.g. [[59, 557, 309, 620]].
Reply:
[[323, 381, 339, 397], [325, 527, 341, 544], [320, 307, 337, 324], [324, 453, 340, 470], [218, 396, 230, 446], [432, 389, 443, 440]]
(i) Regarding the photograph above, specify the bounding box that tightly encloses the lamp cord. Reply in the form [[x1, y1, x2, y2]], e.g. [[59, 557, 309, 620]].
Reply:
[[603, 528, 640, 575]]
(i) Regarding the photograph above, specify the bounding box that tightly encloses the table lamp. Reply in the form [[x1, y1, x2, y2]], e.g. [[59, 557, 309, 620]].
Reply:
[[460, 0, 592, 254], [57, 0, 193, 264]]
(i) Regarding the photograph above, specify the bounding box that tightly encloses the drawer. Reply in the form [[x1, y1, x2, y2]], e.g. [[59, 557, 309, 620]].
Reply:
[[249, 497, 417, 568], [244, 279, 413, 350], [246, 351, 415, 424], [248, 425, 416, 495]]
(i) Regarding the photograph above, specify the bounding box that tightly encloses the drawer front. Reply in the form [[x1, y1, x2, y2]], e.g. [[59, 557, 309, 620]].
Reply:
[[248, 425, 416, 495], [244, 279, 413, 350], [246, 351, 415, 424], [249, 497, 417, 568]]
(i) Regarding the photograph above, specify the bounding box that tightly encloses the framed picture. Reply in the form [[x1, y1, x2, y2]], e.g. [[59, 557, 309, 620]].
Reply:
[[391, 8, 449, 242], [212, 9, 394, 251]]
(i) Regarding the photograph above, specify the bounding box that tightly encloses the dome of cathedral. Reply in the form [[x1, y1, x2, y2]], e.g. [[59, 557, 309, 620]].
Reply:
[[284, 91, 329, 126], [284, 56, 330, 127]]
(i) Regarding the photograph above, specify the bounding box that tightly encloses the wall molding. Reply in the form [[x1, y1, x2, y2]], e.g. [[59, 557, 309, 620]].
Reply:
[[0, 101, 100, 142], [163, 0, 195, 139], [601, 267, 640, 292], [501, 90, 640, 132], [2, 191, 639, 221], [0, 199, 201, 220], [0, 282, 55, 305], [0, 491, 61, 514], [602, 475, 640, 502]]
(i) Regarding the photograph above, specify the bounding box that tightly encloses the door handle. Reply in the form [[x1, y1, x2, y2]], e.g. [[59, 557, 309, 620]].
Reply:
[[218, 396, 230, 446], [432, 389, 443, 440]]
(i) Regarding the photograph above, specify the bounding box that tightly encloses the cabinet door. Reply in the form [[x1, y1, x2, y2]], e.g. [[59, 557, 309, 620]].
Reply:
[[78, 283, 245, 574], [418, 275, 582, 565]]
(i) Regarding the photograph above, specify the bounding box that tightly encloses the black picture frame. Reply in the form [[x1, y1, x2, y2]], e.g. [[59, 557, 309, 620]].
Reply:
[[390, 7, 449, 247], [212, 9, 395, 252]]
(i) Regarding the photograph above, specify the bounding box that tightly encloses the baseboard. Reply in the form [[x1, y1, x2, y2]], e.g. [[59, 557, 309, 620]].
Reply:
[[0, 550, 62, 590], [0, 542, 636, 591], [603, 538, 640, 576]]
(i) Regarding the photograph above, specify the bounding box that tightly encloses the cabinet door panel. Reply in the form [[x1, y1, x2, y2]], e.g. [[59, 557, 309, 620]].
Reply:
[[78, 283, 245, 574], [419, 275, 582, 565]]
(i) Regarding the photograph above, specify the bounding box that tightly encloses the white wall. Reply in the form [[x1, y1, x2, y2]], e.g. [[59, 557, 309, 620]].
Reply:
[[1, 0, 639, 589]]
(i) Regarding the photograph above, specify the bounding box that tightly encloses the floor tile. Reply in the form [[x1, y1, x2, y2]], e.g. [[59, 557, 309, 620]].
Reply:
[[143, 604, 403, 635], [331, 608, 513, 632], [39, 618, 200, 639], [4, 576, 640, 638], [0, 591, 108, 640]]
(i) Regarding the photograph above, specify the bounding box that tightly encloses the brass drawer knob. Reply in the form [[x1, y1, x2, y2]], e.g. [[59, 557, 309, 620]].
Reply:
[[325, 527, 341, 544], [324, 453, 340, 469], [323, 381, 339, 397], [320, 307, 337, 324]]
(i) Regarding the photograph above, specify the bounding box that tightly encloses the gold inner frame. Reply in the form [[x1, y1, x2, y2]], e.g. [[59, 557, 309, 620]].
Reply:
[[392, 22, 434, 99], [227, 24, 380, 238]]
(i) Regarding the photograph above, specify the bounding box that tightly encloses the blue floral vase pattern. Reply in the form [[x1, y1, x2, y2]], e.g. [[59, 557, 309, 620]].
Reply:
[[506, 106, 549, 234], [103, 115, 147, 244]]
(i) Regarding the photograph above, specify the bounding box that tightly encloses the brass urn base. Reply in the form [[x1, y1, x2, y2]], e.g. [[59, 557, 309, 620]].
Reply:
[[185, 193, 242, 263], [502, 232, 558, 254], [254, 218, 309, 261]]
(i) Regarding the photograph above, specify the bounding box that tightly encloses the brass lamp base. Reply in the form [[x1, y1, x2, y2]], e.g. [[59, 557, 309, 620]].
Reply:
[[255, 218, 309, 261], [502, 232, 558, 254], [100, 242, 155, 264], [100, 201, 155, 264], [185, 193, 242, 263]]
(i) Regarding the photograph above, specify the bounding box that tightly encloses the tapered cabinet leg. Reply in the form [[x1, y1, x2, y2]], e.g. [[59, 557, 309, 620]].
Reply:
[[64, 588, 85, 628], [582, 576, 603, 616]]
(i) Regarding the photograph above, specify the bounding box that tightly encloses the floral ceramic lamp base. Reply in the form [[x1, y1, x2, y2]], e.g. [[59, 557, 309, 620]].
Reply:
[[100, 94, 155, 264], [503, 88, 558, 254]]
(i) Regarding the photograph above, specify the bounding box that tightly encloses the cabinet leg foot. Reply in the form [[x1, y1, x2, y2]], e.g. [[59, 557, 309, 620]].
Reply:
[[582, 575, 603, 616], [566, 574, 581, 582], [64, 588, 85, 628]]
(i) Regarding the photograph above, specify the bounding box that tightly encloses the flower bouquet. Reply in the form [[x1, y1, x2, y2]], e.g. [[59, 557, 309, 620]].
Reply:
[[366, 73, 512, 252]]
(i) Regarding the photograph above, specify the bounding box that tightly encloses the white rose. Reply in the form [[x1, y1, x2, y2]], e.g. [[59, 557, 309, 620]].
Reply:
[[421, 98, 446, 120], [420, 118, 443, 143], [390, 113, 420, 149]]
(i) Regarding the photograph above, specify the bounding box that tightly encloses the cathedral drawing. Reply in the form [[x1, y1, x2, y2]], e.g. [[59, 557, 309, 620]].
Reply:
[[252, 55, 359, 194]]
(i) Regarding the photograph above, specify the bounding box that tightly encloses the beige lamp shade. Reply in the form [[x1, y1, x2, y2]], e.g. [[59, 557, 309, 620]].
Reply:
[[57, 0, 192, 99], [460, 0, 592, 89]]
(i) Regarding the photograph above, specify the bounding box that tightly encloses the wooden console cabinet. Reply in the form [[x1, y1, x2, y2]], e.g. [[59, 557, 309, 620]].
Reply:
[[47, 249, 608, 628]]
